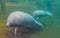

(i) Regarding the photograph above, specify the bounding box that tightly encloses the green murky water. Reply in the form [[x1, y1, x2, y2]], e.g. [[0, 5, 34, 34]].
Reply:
[[0, 0, 60, 38]]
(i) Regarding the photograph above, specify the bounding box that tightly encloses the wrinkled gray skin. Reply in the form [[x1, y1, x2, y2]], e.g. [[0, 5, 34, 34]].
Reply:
[[6, 11, 43, 35], [6, 11, 43, 27]]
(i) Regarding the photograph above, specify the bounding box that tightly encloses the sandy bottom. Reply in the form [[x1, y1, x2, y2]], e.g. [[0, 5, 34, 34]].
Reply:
[[5, 28, 32, 38]]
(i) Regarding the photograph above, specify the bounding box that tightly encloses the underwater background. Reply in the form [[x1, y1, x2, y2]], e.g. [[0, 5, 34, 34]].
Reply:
[[0, 0, 60, 38]]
